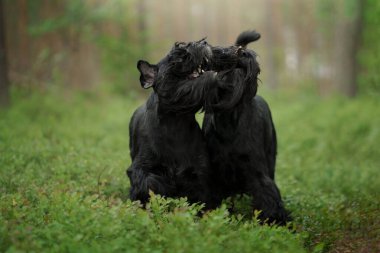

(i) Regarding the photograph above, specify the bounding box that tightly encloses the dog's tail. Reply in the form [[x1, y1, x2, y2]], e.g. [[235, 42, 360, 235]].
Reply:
[[235, 30, 261, 48]]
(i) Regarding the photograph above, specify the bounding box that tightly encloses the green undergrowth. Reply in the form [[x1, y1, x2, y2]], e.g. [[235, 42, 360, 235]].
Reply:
[[0, 88, 379, 252]]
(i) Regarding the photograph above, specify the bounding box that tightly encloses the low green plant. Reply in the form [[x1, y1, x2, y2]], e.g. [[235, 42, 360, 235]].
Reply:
[[0, 88, 379, 252]]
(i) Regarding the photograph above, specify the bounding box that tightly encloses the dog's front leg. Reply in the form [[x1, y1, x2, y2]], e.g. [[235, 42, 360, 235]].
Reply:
[[127, 162, 175, 205], [248, 174, 291, 225]]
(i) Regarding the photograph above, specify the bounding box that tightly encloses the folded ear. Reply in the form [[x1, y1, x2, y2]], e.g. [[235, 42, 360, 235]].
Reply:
[[137, 60, 157, 89]]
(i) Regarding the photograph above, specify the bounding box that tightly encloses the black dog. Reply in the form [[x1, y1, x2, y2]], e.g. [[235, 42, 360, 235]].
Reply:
[[203, 31, 291, 224], [127, 39, 217, 206]]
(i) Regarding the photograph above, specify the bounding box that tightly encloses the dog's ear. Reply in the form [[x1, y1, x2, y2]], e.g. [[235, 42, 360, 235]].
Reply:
[[137, 60, 157, 89]]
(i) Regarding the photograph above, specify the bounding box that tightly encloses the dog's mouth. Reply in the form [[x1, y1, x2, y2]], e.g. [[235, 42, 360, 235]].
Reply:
[[188, 57, 212, 79], [188, 65, 206, 79]]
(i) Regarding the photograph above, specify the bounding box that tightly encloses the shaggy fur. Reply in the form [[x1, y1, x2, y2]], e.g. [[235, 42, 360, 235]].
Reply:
[[203, 31, 291, 224], [127, 39, 217, 206]]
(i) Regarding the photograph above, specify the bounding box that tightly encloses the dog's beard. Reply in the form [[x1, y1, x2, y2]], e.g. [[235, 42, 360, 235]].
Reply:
[[154, 43, 217, 114], [210, 46, 239, 72], [156, 71, 217, 115], [205, 54, 259, 111]]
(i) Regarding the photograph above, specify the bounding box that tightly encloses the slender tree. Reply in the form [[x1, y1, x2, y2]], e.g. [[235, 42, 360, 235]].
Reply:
[[0, 0, 9, 107], [264, 0, 280, 90], [137, 0, 148, 58], [333, 0, 363, 97]]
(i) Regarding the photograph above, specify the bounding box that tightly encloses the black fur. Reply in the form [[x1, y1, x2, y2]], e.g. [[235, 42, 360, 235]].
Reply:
[[235, 30, 261, 47], [127, 39, 217, 206], [203, 31, 291, 225]]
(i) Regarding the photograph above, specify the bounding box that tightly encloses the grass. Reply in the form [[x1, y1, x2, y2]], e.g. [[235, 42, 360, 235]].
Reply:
[[0, 88, 379, 253]]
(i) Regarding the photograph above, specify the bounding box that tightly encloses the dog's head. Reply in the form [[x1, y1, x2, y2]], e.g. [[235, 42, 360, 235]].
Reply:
[[208, 31, 261, 110], [137, 38, 216, 114]]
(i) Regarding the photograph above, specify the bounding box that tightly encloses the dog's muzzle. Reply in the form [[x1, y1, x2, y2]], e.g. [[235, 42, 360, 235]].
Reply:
[[188, 45, 214, 79]]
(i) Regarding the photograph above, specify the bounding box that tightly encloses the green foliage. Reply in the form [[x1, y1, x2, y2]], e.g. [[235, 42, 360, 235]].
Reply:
[[359, 0, 380, 95], [1, 89, 379, 252], [27, 0, 145, 94], [315, 0, 360, 36], [317, 0, 380, 95], [315, 0, 337, 36], [269, 91, 380, 250], [28, 1, 90, 36]]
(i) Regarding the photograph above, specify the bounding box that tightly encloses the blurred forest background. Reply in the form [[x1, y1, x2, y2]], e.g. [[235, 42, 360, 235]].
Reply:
[[0, 0, 379, 105], [1, 1, 380, 252]]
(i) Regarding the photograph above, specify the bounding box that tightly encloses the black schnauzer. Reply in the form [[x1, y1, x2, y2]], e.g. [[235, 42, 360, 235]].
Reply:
[[203, 31, 291, 225], [127, 39, 217, 206]]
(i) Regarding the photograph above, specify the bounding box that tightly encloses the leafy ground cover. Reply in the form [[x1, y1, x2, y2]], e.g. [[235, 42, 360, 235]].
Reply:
[[1, 89, 379, 252]]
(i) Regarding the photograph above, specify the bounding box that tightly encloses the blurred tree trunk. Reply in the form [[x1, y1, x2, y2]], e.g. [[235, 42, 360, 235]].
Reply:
[[18, 0, 29, 73], [0, 0, 9, 107], [333, 0, 363, 97], [216, 0, 228, 43], [137, 0, 148, 58], [264, 0, 280, 89]]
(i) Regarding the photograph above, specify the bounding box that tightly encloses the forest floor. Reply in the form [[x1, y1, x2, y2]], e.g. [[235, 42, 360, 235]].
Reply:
[[1, 88, 379, 253]]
